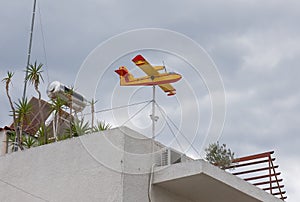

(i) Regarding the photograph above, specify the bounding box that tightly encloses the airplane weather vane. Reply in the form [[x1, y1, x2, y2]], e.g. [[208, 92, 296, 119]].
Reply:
[[115, 54, 182, 140], [115, 54, 182, 96]]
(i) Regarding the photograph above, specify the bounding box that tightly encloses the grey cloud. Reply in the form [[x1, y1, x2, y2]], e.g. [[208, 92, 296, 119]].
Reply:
[[1, 0, 300, 201]]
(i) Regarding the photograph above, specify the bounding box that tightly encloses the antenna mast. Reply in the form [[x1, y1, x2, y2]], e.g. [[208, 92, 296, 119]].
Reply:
[[23, 0, 37, 100]]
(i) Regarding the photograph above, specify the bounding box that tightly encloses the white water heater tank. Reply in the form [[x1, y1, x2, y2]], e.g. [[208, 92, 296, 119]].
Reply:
[[47, 81, 87, 112]]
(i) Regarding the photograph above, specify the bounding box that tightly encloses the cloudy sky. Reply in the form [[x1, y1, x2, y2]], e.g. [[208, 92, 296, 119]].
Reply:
[[1, 0, 299, 201]]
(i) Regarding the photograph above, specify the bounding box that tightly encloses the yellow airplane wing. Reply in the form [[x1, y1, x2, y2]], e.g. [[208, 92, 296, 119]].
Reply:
[[158, 83, 176, 96], [132, 55, 160, 76], [132, 54, 178, 96]]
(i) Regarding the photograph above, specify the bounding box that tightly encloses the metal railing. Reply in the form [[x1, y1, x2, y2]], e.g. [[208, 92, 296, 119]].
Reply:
[[226, 151, 287, 201]]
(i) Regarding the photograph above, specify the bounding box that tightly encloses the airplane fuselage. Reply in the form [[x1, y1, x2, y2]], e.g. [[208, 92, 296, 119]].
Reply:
[[122, 72, 181, 86], [115, 54, 182, 96]]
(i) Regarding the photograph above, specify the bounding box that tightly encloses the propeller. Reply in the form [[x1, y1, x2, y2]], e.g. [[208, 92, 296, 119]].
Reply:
[[162, 61, 167, 73]]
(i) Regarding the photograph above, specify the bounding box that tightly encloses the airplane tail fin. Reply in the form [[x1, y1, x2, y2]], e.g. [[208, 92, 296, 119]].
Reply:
[[115, 66, 128, 76], [115, 66, 134, 85]]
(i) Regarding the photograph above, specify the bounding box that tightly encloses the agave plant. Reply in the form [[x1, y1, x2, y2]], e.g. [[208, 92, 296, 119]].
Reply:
[[57, 133, 70, 141], [14, 97, 32, 149], [22, 136, 37, 149], [92, 121, 112, 132], [6, 130, 17, 152], [65, 118, 91, 137], [37, 125, 50, 145], [15, 97, 32, 125]]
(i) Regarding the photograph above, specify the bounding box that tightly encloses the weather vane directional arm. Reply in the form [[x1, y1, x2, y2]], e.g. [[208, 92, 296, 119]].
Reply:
[[115, 54, 181, 96]]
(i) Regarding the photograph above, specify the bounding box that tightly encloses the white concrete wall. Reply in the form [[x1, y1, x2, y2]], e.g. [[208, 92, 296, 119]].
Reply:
[[0, 131, 5, 155], [0, 130, 8, 156], [116, 127, 192, 202], [0, 127, 192, 202], [152, 186, 195, 202], [0, 129, 124, 202]]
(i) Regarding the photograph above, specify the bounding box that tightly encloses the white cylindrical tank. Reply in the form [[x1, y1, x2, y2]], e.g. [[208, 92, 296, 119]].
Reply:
[[47, 81, 87, 112]]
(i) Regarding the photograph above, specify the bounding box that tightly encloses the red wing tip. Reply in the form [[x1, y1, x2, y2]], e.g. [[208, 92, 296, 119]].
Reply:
[[167, 92, 176, 96], [132, 54, 146, 63]]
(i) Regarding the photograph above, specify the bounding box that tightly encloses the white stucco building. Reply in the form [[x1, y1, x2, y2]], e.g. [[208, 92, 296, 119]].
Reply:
[[0, 127, 283, 201]]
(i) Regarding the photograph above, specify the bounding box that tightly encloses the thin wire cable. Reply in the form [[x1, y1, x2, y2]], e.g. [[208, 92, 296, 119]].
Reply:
[[0, 178, 49, 201], [156, 103, 203, 159], [122, 101, 152, 126], [37, 2, 49, 83], [156, 103, 185, 154], [82, 100, 151, 116]]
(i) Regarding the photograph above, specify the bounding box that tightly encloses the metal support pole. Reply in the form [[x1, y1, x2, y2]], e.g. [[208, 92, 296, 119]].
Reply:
[[152, 85, 156, 140], [150, 85, 157, 165], [23, 0, 37, 100]]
